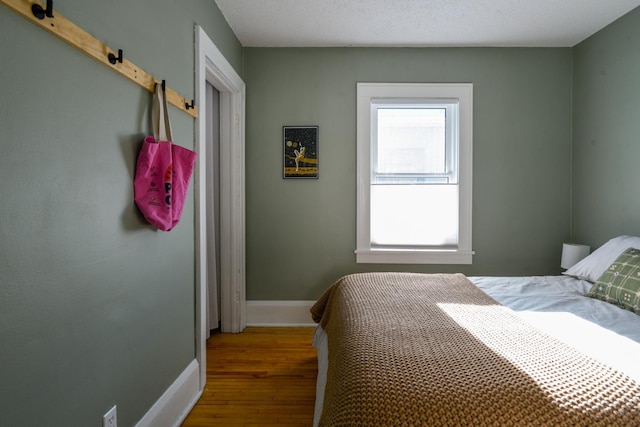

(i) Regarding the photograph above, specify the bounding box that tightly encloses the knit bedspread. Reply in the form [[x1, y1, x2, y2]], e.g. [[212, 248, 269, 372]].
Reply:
[[310, 272, 640, 426]]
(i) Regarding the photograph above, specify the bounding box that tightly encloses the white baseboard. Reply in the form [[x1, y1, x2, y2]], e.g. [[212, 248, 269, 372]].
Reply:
[[246, 300, 317, 326], [135, 359, 201, 427]]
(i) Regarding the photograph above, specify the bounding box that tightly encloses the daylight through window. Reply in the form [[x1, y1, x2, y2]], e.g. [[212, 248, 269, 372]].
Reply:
[[356, 83, 473, 264]]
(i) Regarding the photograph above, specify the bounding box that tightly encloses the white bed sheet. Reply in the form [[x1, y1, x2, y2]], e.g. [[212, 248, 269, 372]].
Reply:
[[312, 275, 640, 426], [471, 276, 640, 384]]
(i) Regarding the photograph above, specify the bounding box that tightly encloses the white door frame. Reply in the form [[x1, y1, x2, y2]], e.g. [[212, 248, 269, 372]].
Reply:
[[194, 26, 246, 388]]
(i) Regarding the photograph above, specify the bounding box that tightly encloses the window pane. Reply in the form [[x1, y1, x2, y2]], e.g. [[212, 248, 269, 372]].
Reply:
[[370, 184, 458, 247], [376, 108, 446, 175]]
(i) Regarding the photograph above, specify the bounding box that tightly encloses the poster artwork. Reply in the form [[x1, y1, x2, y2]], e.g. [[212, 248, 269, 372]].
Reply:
[[283, 126, 318, 179]]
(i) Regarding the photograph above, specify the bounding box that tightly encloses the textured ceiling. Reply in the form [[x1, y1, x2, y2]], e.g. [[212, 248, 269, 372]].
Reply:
[[214, 0, 640, 47]]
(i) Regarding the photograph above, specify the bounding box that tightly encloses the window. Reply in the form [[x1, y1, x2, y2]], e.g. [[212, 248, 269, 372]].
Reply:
[[356, 83, 473, 264]]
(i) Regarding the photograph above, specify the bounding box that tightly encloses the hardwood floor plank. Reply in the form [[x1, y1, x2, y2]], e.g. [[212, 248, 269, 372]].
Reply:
[[181, 327, 318, 427]]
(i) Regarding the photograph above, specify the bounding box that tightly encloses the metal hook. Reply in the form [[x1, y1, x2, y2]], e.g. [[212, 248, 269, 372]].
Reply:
[[32, 0, 54, 19], [185, 100, 195, 110], [108, 49, 123, 65]]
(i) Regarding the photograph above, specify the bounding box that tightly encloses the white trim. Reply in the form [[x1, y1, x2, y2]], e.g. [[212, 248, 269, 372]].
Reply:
[[135, 360, 201, 427], [246, 301, 317, 327], [195, 25, 246, 396], [356, 82, 473, 264]]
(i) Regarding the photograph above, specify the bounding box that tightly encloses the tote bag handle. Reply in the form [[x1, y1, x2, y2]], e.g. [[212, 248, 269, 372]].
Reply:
[[152, 82, 173, 142]]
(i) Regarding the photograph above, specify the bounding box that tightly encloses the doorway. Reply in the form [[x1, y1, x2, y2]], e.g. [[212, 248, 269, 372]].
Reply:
[[205, 83, 221, 334]]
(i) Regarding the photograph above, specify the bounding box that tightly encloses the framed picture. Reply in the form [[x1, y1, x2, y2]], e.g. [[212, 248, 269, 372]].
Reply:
[[283, 126, 318, 179]]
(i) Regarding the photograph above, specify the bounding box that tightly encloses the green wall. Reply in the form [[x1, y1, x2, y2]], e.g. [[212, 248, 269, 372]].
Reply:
[[4, 0, 637, 422], [572, 6, 640, 247], [244, 47, 573, 300], [0, 1, 241, 425]]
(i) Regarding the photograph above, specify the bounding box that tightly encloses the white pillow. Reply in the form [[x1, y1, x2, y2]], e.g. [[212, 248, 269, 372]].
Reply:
[[563, 235, 640, 282]]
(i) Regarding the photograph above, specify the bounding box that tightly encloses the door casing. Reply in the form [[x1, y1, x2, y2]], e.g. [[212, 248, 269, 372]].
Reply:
[[194, 25, 246, 389]]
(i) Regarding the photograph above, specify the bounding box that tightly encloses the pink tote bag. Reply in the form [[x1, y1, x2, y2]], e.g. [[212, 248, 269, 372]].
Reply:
[[134, 83, 197, 231]]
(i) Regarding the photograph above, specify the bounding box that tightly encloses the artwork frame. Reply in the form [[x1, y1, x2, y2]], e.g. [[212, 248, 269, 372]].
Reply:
[[283, 126, 319, 179]]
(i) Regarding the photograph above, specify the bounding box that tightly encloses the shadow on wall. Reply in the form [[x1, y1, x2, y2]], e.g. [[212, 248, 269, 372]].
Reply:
[[119, 91, 160, 231]]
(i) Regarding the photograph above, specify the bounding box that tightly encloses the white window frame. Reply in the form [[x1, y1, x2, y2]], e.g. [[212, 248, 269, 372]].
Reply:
[[355, 83, 474, 264]]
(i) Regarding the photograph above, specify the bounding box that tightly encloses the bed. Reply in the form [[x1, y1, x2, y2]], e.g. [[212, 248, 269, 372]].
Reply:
[[311, 236, 640, 426]]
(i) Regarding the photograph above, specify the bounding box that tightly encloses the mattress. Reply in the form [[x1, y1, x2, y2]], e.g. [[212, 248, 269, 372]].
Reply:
[[312, 274, 640, 426]]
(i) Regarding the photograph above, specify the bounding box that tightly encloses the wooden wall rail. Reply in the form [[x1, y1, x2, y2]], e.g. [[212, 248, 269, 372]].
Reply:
[[1, 0, 198, 119]]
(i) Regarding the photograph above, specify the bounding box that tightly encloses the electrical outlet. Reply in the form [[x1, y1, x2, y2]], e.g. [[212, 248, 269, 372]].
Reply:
[[103, 405, 117, 427]]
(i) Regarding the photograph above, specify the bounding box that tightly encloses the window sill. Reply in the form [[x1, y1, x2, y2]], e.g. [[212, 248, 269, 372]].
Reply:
[[355, 248, 474, 265]]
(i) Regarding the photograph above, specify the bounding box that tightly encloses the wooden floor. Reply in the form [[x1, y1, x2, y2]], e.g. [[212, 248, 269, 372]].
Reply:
[[181, 327, 318, 427]]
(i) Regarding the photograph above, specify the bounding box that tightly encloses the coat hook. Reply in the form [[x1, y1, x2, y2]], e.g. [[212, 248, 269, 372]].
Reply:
[[185, 100, 195, 110], [32, 0, 54, 19], [162, 80, 166, 91], [108, 49, 123, 65]]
